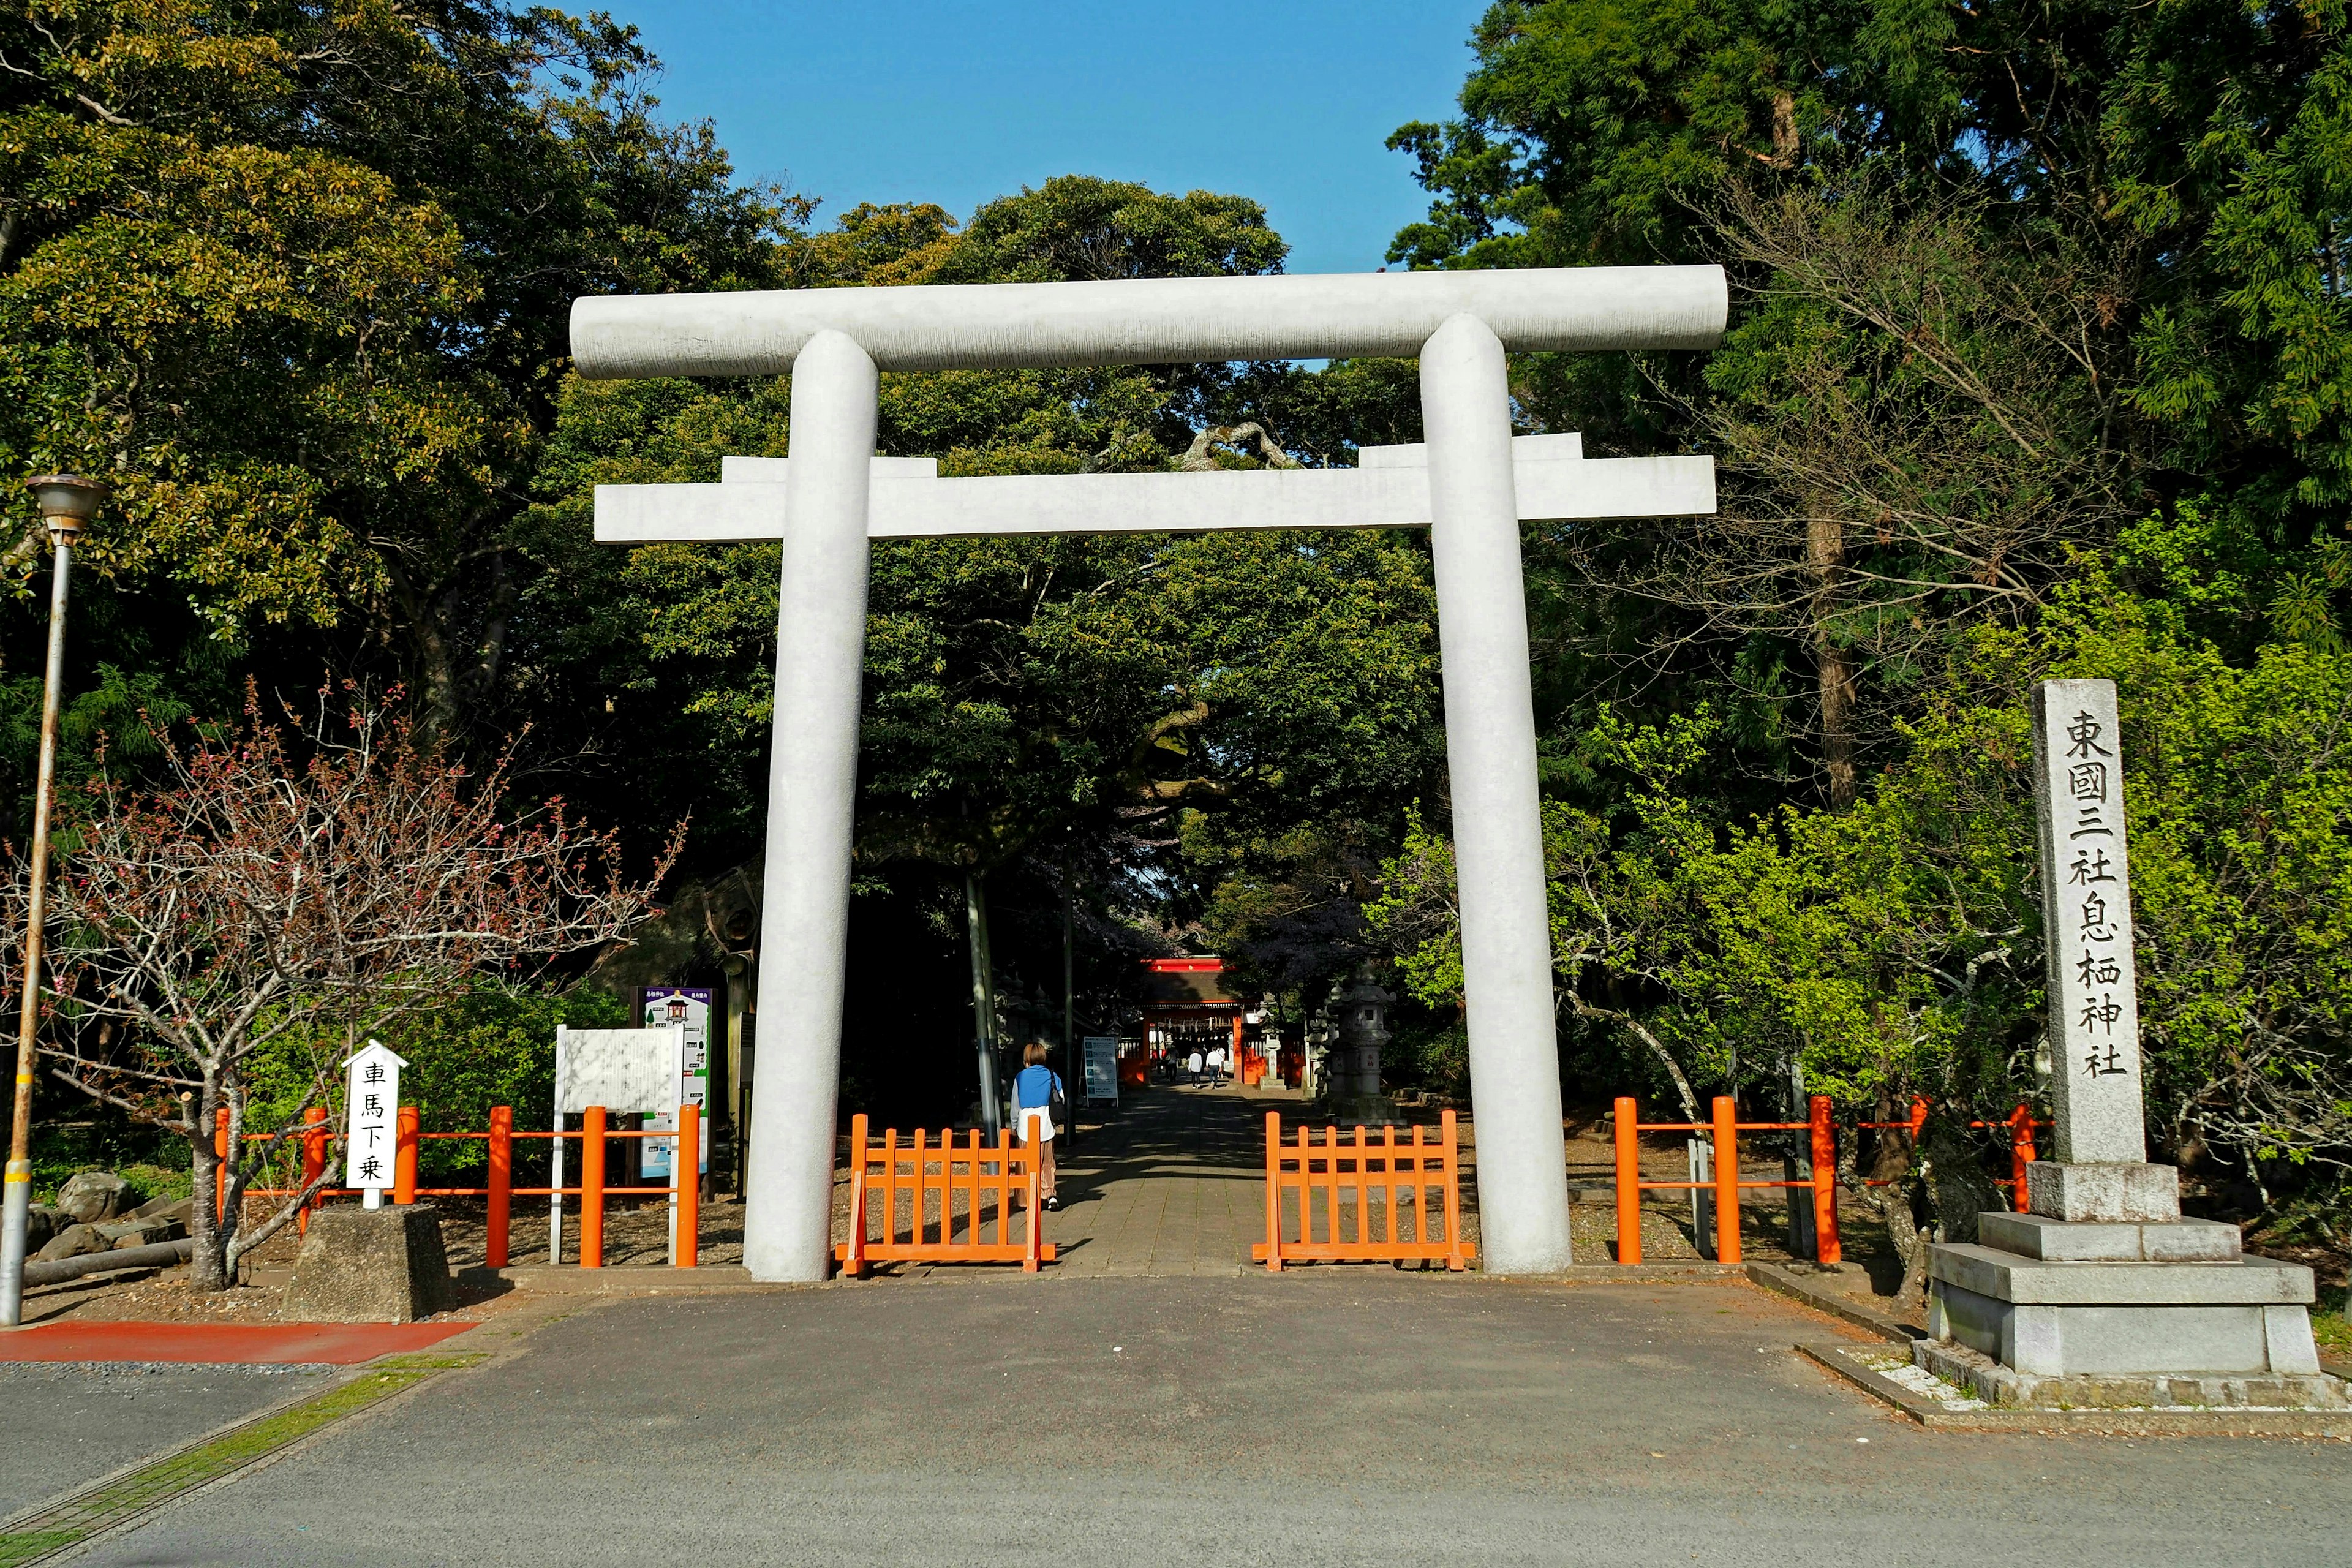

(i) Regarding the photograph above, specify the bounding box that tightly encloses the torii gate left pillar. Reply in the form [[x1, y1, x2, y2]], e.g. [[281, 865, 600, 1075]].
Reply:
[[572, 266, 1728, 1280]]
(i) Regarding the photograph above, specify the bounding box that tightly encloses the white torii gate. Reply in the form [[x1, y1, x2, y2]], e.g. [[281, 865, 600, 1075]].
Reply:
[[572, 265, 1728, 1280]]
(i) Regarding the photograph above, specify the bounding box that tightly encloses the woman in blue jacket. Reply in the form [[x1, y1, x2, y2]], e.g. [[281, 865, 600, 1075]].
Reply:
[[1010, 1041, 1065, 1211]]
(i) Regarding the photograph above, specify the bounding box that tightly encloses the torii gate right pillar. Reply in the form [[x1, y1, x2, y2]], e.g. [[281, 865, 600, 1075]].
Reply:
[[1421, 314, 1574, 1272]]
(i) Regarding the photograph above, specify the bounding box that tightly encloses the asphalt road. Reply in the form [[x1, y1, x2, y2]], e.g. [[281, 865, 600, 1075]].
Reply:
[[65, 1275, 2351, 1566], [1, 1362, 334, 1521]]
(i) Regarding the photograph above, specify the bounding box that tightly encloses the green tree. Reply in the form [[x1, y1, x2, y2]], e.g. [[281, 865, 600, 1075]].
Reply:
[[1, 0, 800, 749]]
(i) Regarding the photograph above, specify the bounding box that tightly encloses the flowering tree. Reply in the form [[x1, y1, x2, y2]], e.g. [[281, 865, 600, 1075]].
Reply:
[[12, 684, 679, 1289]]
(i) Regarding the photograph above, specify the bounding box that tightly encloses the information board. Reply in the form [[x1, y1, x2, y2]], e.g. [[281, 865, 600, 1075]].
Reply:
[[636, 987, 714, 1178], [1083, 1037, 1121, 1106]]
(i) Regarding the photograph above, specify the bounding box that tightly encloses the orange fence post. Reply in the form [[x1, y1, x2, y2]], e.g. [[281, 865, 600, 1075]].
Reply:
[[1808, 1095, 1841, 1264], [1022, 1123, 1042, 1273], [213, 1106, 230, 1227], [676, 1104, 699, 1268], [1613, 1096, 1643, 1265], [1711, 1095, 1742, 1265], [842, 1114, 869, 1278], [1264, 1110, 1283, 1273], [580, 1105, 606, 1268], [299, 1105, 327, 1236], [1441, 1108, 1467, 1271], [2008, 1104, 2037, 1208], [486, 1104, 513, 1268], [393, 1105, 419, 1205]]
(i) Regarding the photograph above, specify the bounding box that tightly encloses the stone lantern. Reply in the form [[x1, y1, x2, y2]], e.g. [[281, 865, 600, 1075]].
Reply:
[[1327, 965, 1396, 1121]]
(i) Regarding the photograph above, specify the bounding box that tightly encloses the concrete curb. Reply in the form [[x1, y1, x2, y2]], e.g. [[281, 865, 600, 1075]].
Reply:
[[1798, 1341, 2352, 1436], [453, 1264, 792, 1295], [1746, 1262, 1926, 1343]]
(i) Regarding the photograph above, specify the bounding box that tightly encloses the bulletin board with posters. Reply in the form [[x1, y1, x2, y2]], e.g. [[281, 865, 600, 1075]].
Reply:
[[635, 986, 714, 1178], [1083, 1037, 1121, 1107]]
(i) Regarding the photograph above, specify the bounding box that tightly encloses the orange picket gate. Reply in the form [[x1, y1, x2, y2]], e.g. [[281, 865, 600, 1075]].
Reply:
[[835, 1115, 1055, 1276], [1254, 1111, 1473, 1272]]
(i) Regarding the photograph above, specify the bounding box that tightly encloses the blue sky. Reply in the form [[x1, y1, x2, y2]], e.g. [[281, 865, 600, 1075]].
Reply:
[[597, 2, 1492, 276]]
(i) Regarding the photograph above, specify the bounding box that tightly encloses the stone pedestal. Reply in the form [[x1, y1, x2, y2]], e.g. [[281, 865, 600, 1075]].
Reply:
[[1919, 1159, 2342, 1408], [281, 1204, 451, 1324]]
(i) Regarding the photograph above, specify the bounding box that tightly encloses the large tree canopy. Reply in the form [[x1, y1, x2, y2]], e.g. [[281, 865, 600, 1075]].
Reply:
[[1368, 0, 2352, 1237]]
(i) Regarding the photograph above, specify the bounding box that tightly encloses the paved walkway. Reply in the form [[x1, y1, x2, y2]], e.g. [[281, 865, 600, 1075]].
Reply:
[[58, 1273, 2351, 1567], [1044, 1079, 1297, 1277]]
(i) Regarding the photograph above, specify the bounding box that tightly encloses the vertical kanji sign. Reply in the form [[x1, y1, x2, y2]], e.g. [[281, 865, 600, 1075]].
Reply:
[[2030, 678, 2147, 1164], [343, 1040, 410, 1206]]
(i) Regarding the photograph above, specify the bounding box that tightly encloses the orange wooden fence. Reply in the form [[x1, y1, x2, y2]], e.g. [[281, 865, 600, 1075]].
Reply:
[[1611, 1095, 2047, 1265], [835, 1115, 1055, 1275], [1253, 1110, 1472, 1272], [1613, 1096, 1837, 1267], [227, 1102, 700, 1269]]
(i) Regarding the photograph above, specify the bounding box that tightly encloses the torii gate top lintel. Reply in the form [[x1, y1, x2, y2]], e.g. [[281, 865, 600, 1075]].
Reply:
[[570, 264, 1728, 379]]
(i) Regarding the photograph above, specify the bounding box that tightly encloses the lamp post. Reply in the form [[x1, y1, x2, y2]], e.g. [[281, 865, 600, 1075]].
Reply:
[[2, 474, 105, 1329]]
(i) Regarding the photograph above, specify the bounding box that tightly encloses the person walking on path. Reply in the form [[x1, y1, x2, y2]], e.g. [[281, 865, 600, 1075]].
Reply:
[[1011, 1041, 1064, 1211], [1186, 1048, 1205, 1087]]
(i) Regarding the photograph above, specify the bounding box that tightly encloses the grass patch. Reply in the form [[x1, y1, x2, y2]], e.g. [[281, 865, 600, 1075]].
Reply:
[[0, 1359, 456, 1567], [2312, 1285, 2350, 1359]]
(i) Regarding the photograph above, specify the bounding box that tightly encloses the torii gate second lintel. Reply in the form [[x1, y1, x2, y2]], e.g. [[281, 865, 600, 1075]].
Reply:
[[571, 266, 1730, 1281]]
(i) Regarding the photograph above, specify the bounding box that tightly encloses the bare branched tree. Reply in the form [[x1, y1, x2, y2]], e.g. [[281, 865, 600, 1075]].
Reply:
[[1539, 182, 2155, 802], [9, 682, 680, 1289]]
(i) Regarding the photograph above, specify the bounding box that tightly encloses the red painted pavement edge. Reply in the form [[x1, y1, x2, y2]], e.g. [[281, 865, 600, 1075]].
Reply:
[[0, 1321, 475, 1364]]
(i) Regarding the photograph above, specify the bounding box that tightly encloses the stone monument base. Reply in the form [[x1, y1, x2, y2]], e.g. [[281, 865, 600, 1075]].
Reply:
[[1915, 1336, 2345, 1410], [1322, 1092, 1404, 1128], [1921, 1183, 2338, 1408], [281, 1203, 451, 1324]]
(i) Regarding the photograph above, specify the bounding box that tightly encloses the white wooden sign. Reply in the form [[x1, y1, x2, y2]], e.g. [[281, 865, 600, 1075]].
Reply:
[[342, 1040, 409, 1207], [549, 1025, 686, 1264]]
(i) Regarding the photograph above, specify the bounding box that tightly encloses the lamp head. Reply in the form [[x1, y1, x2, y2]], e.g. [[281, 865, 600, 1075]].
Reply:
[[24, 474, 108, 541]]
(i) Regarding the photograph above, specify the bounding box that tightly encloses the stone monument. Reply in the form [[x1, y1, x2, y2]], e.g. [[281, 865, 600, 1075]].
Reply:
[[1917, 679, 2342, 1408]]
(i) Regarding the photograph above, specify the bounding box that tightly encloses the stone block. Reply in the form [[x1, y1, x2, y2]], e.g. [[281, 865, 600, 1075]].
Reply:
[[97, 1213, 185, 1248], [1929, 1243, 2312, 1306], [35, 1222, 107, 1261], [1914, 1337, 2349, 1411], [1978, 1210, 2239, 1262], [24, 1203, 66, 1251], [129, 1194, 194, 1224], [2026, 1160, 2180, 1222], [1928, 1238, 2324, 1380], [1932, 1280, 2287, 1375], [281, 1204, 451, 1324], [54, 1171, 132, 1223]]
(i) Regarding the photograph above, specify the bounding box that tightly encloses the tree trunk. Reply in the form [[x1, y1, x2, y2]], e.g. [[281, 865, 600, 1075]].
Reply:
[[966, 873, 1000, 1134], [1807, 511, 1860, 808], [186, 1087, 230, 1291]]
